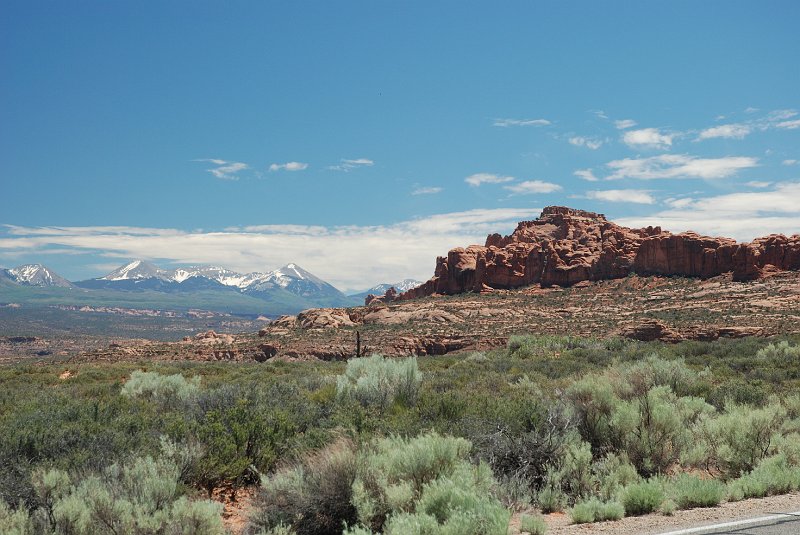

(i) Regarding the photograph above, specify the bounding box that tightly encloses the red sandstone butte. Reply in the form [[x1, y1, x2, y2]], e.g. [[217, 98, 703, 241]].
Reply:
[[400, 206, 800, 299]]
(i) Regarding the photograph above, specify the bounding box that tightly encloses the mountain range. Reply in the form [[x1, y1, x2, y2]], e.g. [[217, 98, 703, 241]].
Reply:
[[0, 261, 421, 316]]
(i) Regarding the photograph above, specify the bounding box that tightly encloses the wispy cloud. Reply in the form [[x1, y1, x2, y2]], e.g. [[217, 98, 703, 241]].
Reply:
[[605, 154, 758, 180], [622, 128, 675, 150], [615, 119, 637, 130], [194, 159, 249, 180], [776, 119, 800, 130], [327, 158, 374, 171], [568, 136, 604, 150], [503, 180, 562, 195], [696, 123, 751, 140], [783, 159, 798, 166], [574, 169, 599, 182], [0, 208, 542, 291], [745, 181, 772, 188], [411, 186, 443, 196], [465, 173, 515, 186], [493, 118, 551, 127], [615, 182, 800, 241], [269, 161, 309, 172], [585, 189, 655, 204]]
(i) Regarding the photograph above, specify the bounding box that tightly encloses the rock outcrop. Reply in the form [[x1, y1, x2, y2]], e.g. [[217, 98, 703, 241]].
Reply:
[[401, 206, 800, 299]]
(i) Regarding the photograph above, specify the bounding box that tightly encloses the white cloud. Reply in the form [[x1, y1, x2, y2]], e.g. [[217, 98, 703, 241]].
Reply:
[[269, 161, 309, 172], [767, 109, 798, 121], [569, 136, 604, 150], [585, 189, 655, 204], [615, 119, 637, 130], [493, 118, 551, 127], [605, 154, 759, 180], [622, 128, 675, 150], [0, 208, 542, 292], [776, 119, 800, 130], [411, 186, 443, 195], [783, 159, 799, 166], [745, 181, 772, 188], [697, 123, 751, 140], [465, 173, 515, 186], [327, 158, 374, 171], [194, 159, 249, 180], [574, 169, 599, 182], [615, 182, 800, 241], [665, 197, 694, 209], [503, 180, 562, 195]]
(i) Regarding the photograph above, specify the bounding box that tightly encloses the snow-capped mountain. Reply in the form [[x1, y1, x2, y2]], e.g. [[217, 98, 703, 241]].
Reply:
[[349, 279, 423, 299], [170, 266, 254, 288], [73, 260, 358, 307], [3, 264, 74, 288], [101, 260, 170, 281], [244, 263, 346, 300]]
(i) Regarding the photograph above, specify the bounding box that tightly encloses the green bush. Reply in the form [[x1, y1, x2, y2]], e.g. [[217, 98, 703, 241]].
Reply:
[[703, 402, 785, 477], [520, 513, 548, 534], [669, 474, 725, 509], [250, 439, 359, 535], [569, 497, 624, 524], [727, 453, 800, 501], [336, 355, 422, 411], [0, 500, 32, 535], [621, 479, 664, 516], [352, 432, 509, 534], [121, 370, 200, 403], [536, 484, 566, 514], [757, 341, 800, 361], [11, 455, 224, 535]]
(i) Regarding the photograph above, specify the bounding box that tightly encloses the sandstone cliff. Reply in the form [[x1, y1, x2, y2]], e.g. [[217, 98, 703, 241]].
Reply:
[[401, 206, 800, 299]]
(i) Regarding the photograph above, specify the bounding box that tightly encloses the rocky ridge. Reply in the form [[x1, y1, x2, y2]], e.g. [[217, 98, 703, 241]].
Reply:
[[400, 206, 800, 299]]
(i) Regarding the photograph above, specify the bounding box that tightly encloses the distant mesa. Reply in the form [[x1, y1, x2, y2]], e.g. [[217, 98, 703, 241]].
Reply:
[[400, 206, 800, 300]]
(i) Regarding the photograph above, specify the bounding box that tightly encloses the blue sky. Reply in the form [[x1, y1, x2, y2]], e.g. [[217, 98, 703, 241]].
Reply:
[[1, 1, 798, 291]]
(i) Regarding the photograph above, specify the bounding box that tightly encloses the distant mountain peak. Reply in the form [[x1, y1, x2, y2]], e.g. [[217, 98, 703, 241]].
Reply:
[[101, 260, 167, 281], [6, 264, 73, 287]]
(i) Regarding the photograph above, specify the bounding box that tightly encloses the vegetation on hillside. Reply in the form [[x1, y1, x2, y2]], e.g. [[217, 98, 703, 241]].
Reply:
[[1, 335, 800, 533]]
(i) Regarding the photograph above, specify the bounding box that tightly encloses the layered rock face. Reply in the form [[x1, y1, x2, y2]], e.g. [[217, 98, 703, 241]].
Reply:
[[401, 206, 800, 299]]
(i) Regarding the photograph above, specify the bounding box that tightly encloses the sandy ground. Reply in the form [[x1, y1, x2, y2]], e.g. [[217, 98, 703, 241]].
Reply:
[[511, 492, 800, 535]]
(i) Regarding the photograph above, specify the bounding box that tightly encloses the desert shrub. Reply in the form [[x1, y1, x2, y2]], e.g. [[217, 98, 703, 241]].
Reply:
[[593, 453, 639, 501], [727, 453, 800, 501], [250, 439, 359, 535], [669, 474, 725, 510], [468, 403, 573, 499], [121, 370, 200, 404], [616, 355, 702, 399], [519, 513, 548, 534], [190, 382, 315, 496], [612, 386, 711, 476], [351, 432, 509, 534], [569, 497, 624, 524], [757, 341, 800, 361], [0, 500, 32, 535], [620, 479, 664, 516], [549, 440, 595, 500], [13, 455, 225, 534], [702, 401, 785, 477], [336, 355, 421, 411], [535, 483, 566, 513], [566, 377, 618, 452]]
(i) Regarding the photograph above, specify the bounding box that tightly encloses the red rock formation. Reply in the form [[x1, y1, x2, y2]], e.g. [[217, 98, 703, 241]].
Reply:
[[400, 206, 800, 299]]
